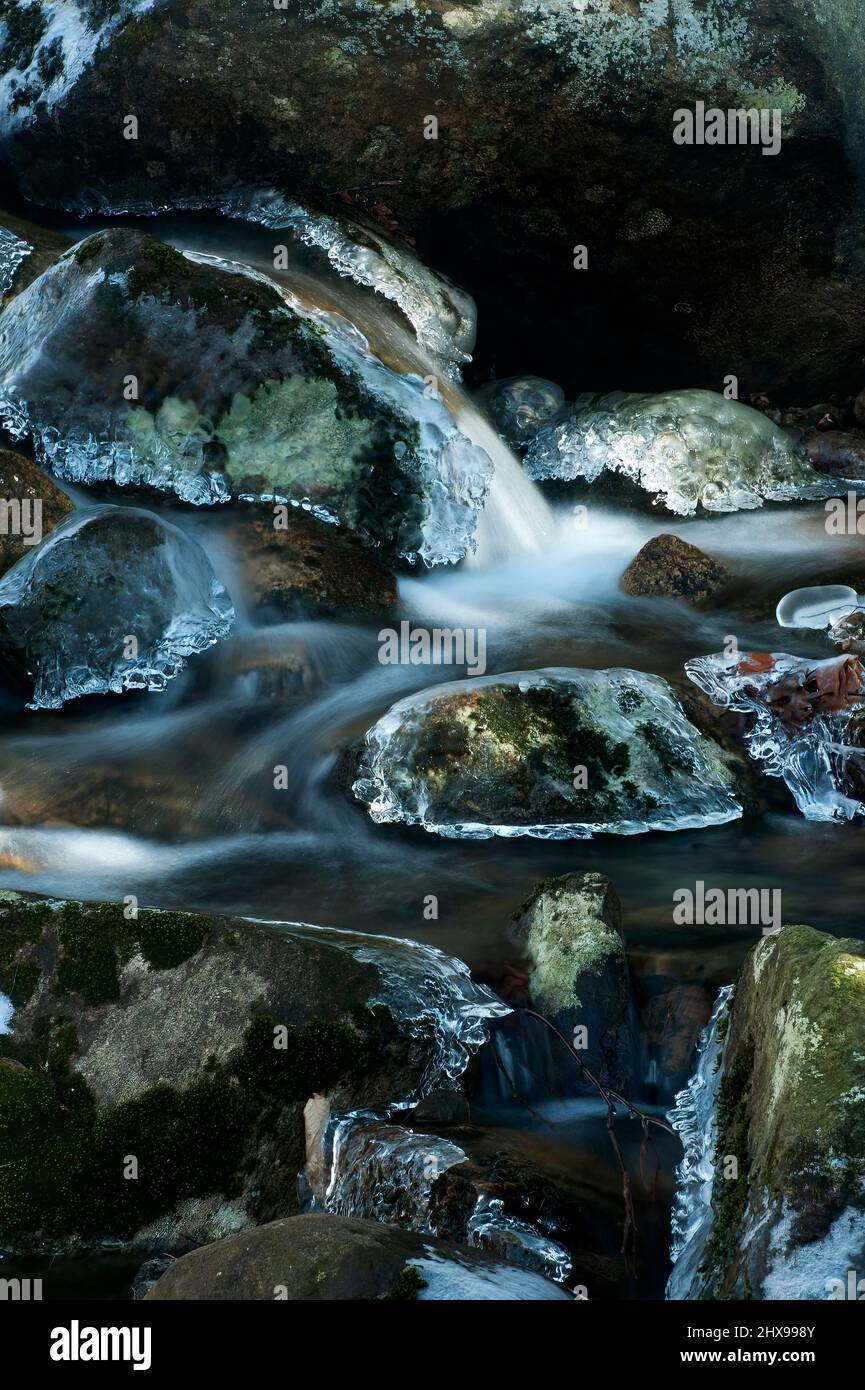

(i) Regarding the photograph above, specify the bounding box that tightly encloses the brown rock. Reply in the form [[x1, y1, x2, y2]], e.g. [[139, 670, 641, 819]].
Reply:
[[854, 388, 865, 427], [641, 984, 714, 1081], [804, 428, 865, 475], [232, 508, 398, 622], [620, 533, 730, 604], [0, 449, 74, 578]]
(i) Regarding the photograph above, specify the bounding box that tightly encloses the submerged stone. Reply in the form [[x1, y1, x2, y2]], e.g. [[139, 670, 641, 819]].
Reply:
[[525, 389, 840, 515], [0, 227, 493, 564], [620, 532, 731, 604], [351, 668, 741, 839], [668, 928, 865, 1300], [0, 505, 233, 709]]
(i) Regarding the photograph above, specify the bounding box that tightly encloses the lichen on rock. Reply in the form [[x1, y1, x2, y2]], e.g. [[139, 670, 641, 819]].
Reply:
[[669, 926, 865, 1300]]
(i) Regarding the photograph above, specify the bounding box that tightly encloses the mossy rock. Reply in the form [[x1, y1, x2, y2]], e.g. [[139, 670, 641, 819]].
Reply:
[[0, 895, 434, 1255], [697, 925, 865, 1299]]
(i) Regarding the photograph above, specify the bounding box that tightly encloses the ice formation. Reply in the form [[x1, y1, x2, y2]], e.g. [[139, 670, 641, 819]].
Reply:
[[666, 986, 732, 1300], [0, 226, 31, 296], [0, 506, 234, 709], [685, 650, 865, 821], [352, 667, 742, 839], [524, 388, 847, 514], [0, 231, 494, 567]]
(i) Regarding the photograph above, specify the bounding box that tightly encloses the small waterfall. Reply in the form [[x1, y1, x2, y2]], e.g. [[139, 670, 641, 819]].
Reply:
[[665, 985, 733, 1300], [457, 408, 554, 567]]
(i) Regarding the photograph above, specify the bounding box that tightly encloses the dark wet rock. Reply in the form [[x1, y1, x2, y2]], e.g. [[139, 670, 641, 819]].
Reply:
[[0, 894, 495, 1257], [0, 447, 74, 578], [0, 227, 492, 564], [620, 533, 731, 605], [640, 984, 714, 1089], [674, 926, 865, 1299], [854, 387, 865, 427], [425, 1120, 674, 1299], [475, 377, 565, 452], [804, 429, 865, 476], [352, 668, 741, 839], [2, 3, 865, 399], [0, 505, 233, 709], [231, 507, 398, 623], [508, 872, 634, 1089], [144, 1212, 571, 1301]]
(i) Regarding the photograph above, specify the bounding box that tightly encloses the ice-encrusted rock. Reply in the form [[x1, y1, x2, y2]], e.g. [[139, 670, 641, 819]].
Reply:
[[685, 650, 865, 822], [0, 505, 233, 709], [525, 390, 841, 514], [668, 929, 865, 1300], [143, 1213, 573, 1300], [323, 1120, 468, 1231], [351, 668, 742, 839], [245, 193, 476, 379], [475, 376, 566, 452], [0, 895, 506, 1258], [0, 227, 494, 565]]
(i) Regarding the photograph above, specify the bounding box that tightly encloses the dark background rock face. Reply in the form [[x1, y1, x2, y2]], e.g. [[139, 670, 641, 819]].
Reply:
[[2, 0, 864, 401]]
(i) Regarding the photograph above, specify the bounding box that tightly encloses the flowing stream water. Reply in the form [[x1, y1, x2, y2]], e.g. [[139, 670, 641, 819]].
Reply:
[[2, 205, 864, 1297]]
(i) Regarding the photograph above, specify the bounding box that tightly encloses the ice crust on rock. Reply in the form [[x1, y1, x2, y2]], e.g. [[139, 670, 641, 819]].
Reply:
[[524, 388, 843, 514], [0, 505, 233, 709], [0, 231, 494, 565], [0, 227, 31, 297], [685, 650, 865, 822], [352, 667, 742, 839]]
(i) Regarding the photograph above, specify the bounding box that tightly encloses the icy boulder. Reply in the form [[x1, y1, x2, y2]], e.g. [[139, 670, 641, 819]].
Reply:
[[0, 227, 493, 565], [669, 929, 865, 1300], [524, 389, 839, 514], [351, 668, 741, 839], [244, 193, 476, 379], [0, 506, 233, 709], [685, 650, 865, 822]]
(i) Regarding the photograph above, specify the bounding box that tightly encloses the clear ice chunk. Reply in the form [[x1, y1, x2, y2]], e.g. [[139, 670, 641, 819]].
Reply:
[[0, 228, 494, 566], [775, 584, 861, 630]]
